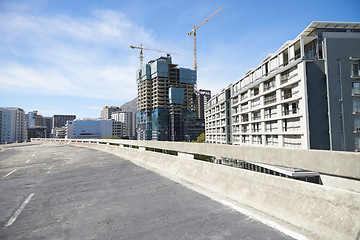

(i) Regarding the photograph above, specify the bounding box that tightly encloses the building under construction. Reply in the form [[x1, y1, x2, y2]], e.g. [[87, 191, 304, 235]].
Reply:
[[137, 55, 202, 141]]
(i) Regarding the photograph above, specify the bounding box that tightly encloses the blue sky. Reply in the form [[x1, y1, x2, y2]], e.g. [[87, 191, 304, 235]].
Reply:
[[1, 0, 359, 118]]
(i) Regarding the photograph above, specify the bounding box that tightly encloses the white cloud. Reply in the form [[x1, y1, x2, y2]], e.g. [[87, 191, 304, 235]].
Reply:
[[0, 8, 154, 102]]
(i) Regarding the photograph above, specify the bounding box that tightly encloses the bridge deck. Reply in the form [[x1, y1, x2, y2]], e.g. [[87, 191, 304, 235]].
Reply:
[[0, 144, 292, 239]]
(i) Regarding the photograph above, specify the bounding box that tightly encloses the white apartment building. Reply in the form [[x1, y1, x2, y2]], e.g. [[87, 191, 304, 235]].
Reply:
[[0, 107, 27, 144], [205, 22, 360, 151]]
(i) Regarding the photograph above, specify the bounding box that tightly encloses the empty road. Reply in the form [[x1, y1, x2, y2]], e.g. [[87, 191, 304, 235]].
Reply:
[[0, 143, 293, 239]]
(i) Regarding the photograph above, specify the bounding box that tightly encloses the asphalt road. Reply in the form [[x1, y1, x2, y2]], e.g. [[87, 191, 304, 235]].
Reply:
[[0, 143, 293, 239]]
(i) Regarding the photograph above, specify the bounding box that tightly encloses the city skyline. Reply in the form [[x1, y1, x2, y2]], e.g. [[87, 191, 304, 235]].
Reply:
[[1, 0, 359, 118]]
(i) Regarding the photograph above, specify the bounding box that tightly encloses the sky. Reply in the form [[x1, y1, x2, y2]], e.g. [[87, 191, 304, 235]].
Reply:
[[1, 0, 359, 118]]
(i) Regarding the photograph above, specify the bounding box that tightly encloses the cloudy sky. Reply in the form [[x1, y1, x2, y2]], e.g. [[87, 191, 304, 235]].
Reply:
[[1, 0, 359, 118]]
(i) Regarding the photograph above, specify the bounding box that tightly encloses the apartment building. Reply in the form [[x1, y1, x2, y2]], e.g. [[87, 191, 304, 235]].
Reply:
[[205, 21, 360, 151], [111, 111, 136, 139], [195, 89, 211, 119], [137, 55, 199, 141], [101, 106, 122, 120], [0, 107, 27, 144], [52, 115, 76, 135]]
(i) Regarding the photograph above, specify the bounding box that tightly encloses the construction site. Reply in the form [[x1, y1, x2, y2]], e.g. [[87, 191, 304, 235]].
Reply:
[[132, 8, 221, 142], [136, 54, 203, 141]]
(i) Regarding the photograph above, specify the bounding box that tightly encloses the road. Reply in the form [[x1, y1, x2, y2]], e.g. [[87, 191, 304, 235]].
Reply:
[[0, 143, 293, 239]]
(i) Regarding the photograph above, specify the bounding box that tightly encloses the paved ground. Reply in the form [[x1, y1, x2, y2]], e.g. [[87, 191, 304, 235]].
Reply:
[[0, 143, 293, 239]]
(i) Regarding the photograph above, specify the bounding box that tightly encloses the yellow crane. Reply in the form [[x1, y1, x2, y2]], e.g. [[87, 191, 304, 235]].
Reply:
[[187, 7, 222, 71], [130, 44, 178, 69]]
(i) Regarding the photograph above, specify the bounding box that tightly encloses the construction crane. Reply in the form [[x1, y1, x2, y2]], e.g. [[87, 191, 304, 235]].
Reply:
[[130, 44, 178, 69], [187, 7, 222, 71]]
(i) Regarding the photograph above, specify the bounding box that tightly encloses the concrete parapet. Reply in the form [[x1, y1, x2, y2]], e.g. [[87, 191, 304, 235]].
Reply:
[[31, 137, 360, 179], [178, 152, 194, 159]]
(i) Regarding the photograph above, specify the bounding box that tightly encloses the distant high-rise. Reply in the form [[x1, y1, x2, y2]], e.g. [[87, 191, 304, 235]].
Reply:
[[52, 115, 76, 135], [111, 111, 136, 139], [44, 117, 52, 137], [101, 106, 122, 120], [136, 55, 201, 141], [195, 89, 211, 119], [0, 107, 27, 144], [27, 111, 38, 128]]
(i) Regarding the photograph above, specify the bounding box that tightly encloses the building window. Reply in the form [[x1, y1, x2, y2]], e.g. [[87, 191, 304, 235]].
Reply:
[[354, 97, 360, 113], [351, 60, 360, 78], [355, 133, 360, 152], [352, 82, 360, 96], [354, 115, 360, 133]]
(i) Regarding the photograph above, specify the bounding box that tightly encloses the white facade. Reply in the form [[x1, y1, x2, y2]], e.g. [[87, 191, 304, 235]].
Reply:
[[0, 107, 27, 144], [66, 119, 121, 139], [111, 111, 136, 139], [206, 62, 307, 148], [205, 21, 360, 151]]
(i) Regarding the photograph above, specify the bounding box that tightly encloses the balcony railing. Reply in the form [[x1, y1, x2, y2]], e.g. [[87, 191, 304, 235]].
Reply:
[[265, 112, 277, 119], [264, 96, 277, 105], [265, 127, 278, 132], [264, 82, 276, 91], [283, 108, 299, 116], [281, 73, 298, 85], [282, 90, 299, 100], [352, 88, 360, 95], [252, 115, 261, 121]]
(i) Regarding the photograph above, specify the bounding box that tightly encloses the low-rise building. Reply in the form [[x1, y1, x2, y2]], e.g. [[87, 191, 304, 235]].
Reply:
[[66, 119, 122, 139]]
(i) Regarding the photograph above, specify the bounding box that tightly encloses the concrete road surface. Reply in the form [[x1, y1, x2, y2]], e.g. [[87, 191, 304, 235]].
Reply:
[[0, 143, 293, 239]]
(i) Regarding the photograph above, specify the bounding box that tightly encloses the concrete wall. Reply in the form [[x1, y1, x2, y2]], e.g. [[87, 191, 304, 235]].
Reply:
[[306, 60, 330, 150], [324, 33, 360, 151], [54, 138, 360, 180], [31, 138, 360, 240]]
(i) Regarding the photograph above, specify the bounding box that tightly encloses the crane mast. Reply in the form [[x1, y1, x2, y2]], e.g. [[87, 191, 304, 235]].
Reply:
[[187, 7, 222, 71]]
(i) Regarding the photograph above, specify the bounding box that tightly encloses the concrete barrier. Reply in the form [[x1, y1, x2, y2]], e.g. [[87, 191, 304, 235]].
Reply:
[[65, 141, 360, 240], [48, 138, 360, 180]]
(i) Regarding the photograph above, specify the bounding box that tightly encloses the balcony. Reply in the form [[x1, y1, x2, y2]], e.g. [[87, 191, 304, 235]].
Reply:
[[352, 87, 360, 96], [264, 95, 276, 105], [282, 90, 299, 100], [283, 108, 299, 116], [241, 104, 249, 112], [265, 112, 277, 119], [264, 82, 276, 92], [280, 73, 298, 85]]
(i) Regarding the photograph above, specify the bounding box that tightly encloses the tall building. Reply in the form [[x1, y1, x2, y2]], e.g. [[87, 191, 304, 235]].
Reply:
[[44, 117, 53, 137], [136, 55, 199, 141], [66, 119, 121, 139], [111, 111, 136, 139], [0, 107, 27, 144], [27, 111, 38, 128], [205, 21, 360, 151], [195, 89, 211, 119], [101, 106, 122, 120], [26, 110, 47, 140], [52, 115, 76, 134]]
